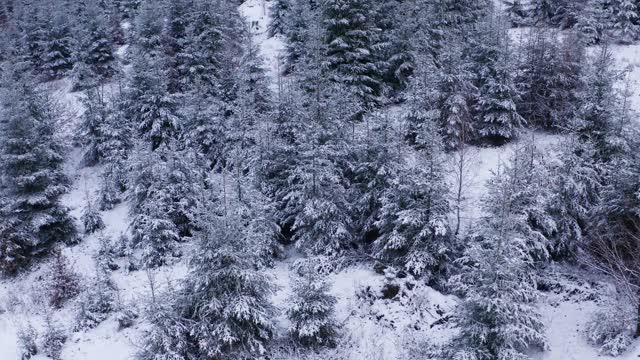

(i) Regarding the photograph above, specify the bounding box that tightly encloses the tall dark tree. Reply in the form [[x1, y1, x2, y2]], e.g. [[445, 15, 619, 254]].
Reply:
[[0, 69, 76, 274]]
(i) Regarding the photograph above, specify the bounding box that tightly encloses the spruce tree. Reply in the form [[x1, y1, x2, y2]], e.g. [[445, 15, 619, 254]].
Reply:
[[612, 0, 640, 43], [41, 9, 74, 80], [323, 0, 385, 112], [547, 136, 601, 259], [373, 116, 451, 279], [268, 0, 290, 37], [517, 29, 583, 130], [503, 0, 529, 27], [573, 44, 622, 160], [471, 19, 524, 143], [139, 181, 276, 359], [0, 70, 76, 274], [72, 1, 115, 87], [444, 146, 548, 359], [129, 148, 180, 268], [288, 269, 338, 347]]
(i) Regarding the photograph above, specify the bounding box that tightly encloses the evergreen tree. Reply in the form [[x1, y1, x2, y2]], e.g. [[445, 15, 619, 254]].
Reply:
[[139, 182, 276, 359], [98, 87, 134, 210], [128, 56, 181, 151], [573, 44, 622, 160], [503, 0, 529, 27], [129, 148, 180, 268], [373, 116, 451, 279], [470, 19, 525, 142], [547, 136, 601, 259], [531, 0, 560, 25], [268, 0, 290, 37], [323, 0, 385, 112], [164, 0, 191, 93], [79, 85, 109, 166], [517, 29, 583, 130], [72, 1, 115, 88], [288, 269, 338, 347], [612, 0, 640, 43], [82, 197, 105, 234], [576, 0, 609, 45], [0, 70, 76, 274], [41, 9, 74, 80], [444, 146, 549, 359]]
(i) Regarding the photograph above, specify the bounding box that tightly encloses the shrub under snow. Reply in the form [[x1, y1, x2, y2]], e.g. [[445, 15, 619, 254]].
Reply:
[[585, 302, 634, 356]]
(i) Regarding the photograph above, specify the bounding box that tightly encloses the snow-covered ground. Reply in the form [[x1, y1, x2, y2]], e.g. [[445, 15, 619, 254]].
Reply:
[[1, 0, 640, 359]]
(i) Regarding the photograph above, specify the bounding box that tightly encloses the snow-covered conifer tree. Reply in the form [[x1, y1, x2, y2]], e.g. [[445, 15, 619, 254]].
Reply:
[[444, 145, 549, 359], [0, 69, 76, 274], [288, 269, 338, 347]]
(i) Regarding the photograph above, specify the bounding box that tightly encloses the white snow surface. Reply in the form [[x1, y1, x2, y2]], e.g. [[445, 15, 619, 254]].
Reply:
[[1, 1, 640, 359]]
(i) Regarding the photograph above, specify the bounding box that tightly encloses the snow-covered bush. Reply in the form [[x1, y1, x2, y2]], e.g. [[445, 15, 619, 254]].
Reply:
[[586, 303, 634, 356], [41, 317, 67, 360], [74, 268, 116, 331], [116, 306, 138, 330], [287, 270, 338, 347], [82, 199, 105, 234], [16, 322, 38, 359], [96, 233, 119, 271], [47, 249, 81, 308], [291, 256, 337, 276]]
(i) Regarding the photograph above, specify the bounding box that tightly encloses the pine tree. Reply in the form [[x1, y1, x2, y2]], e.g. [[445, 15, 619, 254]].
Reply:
[[129, 149, 180, 268], [503, 0, 529, 27], [373, 115, 451, 279], [471, 19, 524, 143], [612, 0, 640, 43], [40, 9, 74, 80], [323, 0, 385, 112], [573, 44, 622, 160], [0, 70, 76, 274], [288, 269, 338, 347], [139, 182, 276, 359], [268, 0, 290, 37], [444, 146, 548, 359], [517, 29, 583, 130]]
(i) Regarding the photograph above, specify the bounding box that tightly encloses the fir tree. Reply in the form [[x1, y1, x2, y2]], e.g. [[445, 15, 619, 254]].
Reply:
[[323, 0, 385, 112], [517, 29, 583, 130], [72, 1, 115, 86], [612, 0, 640, 43], [573, 44, 623, 160], [444, 146, 549, 359], [547, 136, 601, 259], [471, 19, 525, 142], [0, 70, 76, 274], [129, 148, 180, 268], [139, 181, 276, 359], [503, 0, 529, 27], [268, 0, 290, 37], [288, 269, 338, 347], [40, 9, 74, 80]]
